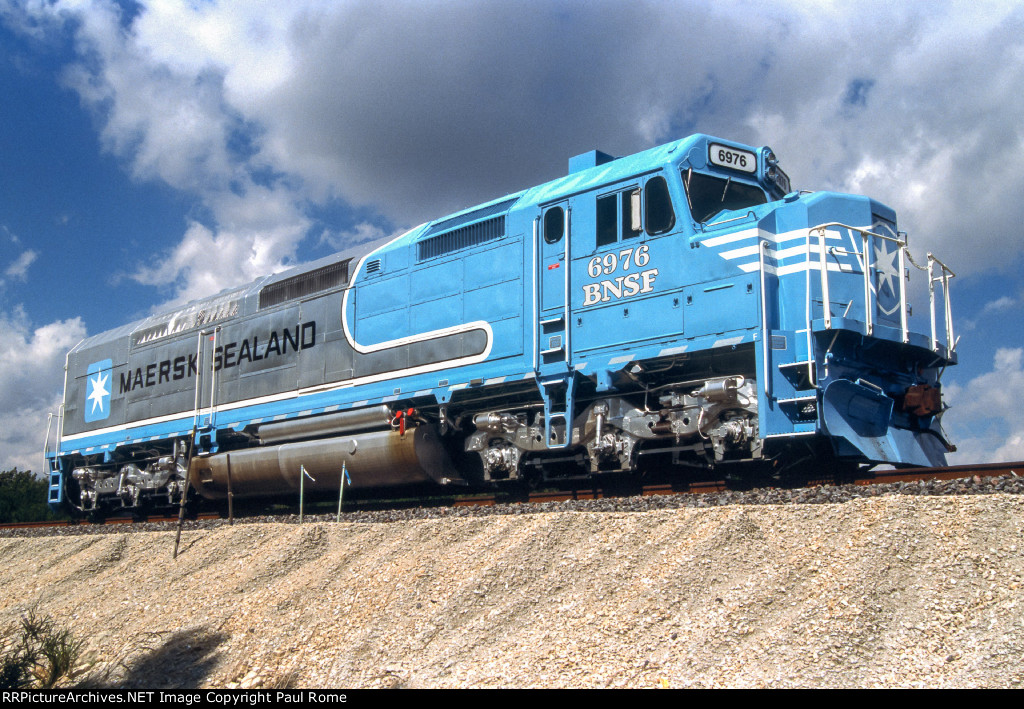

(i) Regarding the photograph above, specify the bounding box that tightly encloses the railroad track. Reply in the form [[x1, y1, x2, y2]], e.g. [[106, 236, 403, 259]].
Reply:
[[450, 460, 1023, 507], [854, 460, 1020, 485], [0, 512, 220, 530], [4, 461, 1021, 530]]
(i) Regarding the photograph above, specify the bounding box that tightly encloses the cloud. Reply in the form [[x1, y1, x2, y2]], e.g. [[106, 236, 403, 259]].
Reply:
[[943, 347, 1024, 464], [4, 249, 37, 281], [740, 3, 1024, 274], [0, 307, 86, 473], [0, 230, 35, 291], [130, 184, 311, 306], [317, 221, 399, 253], [957, 290, 1024, 334], [4, 0, 313, 305], [11, 0, 1024, 296], [2, 225, 20, 245], [981, 296, 1017, 314]]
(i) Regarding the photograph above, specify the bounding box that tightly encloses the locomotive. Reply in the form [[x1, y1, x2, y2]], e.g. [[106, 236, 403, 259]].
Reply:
[[44, 133, 958, 514]]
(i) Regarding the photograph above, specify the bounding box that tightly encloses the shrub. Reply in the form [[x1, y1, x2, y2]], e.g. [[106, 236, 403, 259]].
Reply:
[[0, 608, 84, 689]]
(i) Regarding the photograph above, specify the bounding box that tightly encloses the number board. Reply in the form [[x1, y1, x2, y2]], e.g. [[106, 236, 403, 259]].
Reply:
[[708, 143, 756, 174]]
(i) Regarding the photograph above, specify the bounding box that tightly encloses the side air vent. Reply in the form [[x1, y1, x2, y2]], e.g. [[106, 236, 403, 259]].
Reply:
[[422, 197, 518, 238], [417, 215, 506, 260], [131, 295, 241, 347], [259, 260, 350, 309], [365, 259, 382, 274]]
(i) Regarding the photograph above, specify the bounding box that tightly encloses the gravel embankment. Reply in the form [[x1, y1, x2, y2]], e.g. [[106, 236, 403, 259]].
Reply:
[[1, 478, 1022, 688], [5, 472, 1024, 538]]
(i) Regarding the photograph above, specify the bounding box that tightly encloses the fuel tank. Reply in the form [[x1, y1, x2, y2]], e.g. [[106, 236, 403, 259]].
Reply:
[[188, 425, 463, 499]]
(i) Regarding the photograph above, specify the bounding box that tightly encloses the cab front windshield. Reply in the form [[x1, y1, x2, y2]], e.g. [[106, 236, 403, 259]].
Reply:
[[683, 169, 767, 224]]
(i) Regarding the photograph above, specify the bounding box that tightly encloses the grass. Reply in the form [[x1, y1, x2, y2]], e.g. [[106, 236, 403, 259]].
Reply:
[[0, 608, 85, 689]]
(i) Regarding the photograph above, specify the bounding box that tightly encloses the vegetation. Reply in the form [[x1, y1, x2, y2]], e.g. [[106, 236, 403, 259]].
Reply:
[[0, 468, 68, 523], [0, 608, 84, 689]]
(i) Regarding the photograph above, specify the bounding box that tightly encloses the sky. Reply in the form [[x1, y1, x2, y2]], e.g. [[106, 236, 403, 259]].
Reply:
[[1, 0, 1023, 473]]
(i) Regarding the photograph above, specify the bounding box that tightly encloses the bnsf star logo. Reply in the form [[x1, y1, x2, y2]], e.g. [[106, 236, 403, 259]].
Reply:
[[84, 359, 112, 423]]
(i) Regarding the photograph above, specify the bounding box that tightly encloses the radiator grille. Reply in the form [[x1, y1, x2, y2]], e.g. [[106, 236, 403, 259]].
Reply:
[[259, 261, 349, 309], [417, 216, 506, 260]]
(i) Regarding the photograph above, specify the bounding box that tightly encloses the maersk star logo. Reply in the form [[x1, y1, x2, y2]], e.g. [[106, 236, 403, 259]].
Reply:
[[88, 372, 109, 412], [84, 359, 113, 423], [872, 224, 901, 316]]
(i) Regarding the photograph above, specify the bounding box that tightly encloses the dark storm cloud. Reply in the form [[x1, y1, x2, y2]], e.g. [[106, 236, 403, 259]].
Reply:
[[11, 0, 1024, 276], [256, 0, 752, 223]]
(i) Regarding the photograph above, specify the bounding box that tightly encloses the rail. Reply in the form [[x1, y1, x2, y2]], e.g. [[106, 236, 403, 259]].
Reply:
[[4, 462, 1019, 533], [808, 223, 956, 354]]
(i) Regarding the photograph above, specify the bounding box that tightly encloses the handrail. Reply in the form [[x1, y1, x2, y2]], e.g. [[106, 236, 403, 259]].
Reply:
[[49, 353, 70, 460], [702, 210, 757, 230], [564, 206, 571, 366], [57, 403, 64, 458], [807, 222, 956, 355], [926, 252, 956, 354], [191, 326, 222, 435], [532, 217, 538, 371], [43, 412, 54, 463], [758, 240, 770, 398]]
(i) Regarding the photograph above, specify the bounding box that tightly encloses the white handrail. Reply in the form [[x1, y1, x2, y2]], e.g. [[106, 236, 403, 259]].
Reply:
[[807, 223, 956, 355], [43, 412, 54, 464], [759, 240, 770, 398], [926, 252, 956, 353]]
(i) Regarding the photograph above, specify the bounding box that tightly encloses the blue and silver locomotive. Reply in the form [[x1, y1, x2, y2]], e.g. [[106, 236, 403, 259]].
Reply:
[[45, 134, 958, 513]]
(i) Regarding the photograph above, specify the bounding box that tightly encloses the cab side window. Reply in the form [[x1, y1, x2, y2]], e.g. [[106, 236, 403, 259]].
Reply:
[[595, 176, 676, 247], [544, 206, 564, 243], [596, 187, 641, 248], [644, 175, 675, 235]]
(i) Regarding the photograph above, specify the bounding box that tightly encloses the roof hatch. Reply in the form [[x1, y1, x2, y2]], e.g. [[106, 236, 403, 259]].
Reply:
[[568, 149, 617, 175]]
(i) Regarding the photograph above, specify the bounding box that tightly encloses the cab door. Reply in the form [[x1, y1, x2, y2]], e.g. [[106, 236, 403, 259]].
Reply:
[[535, 202, 571, 375], [534, 201, 576, 447]]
